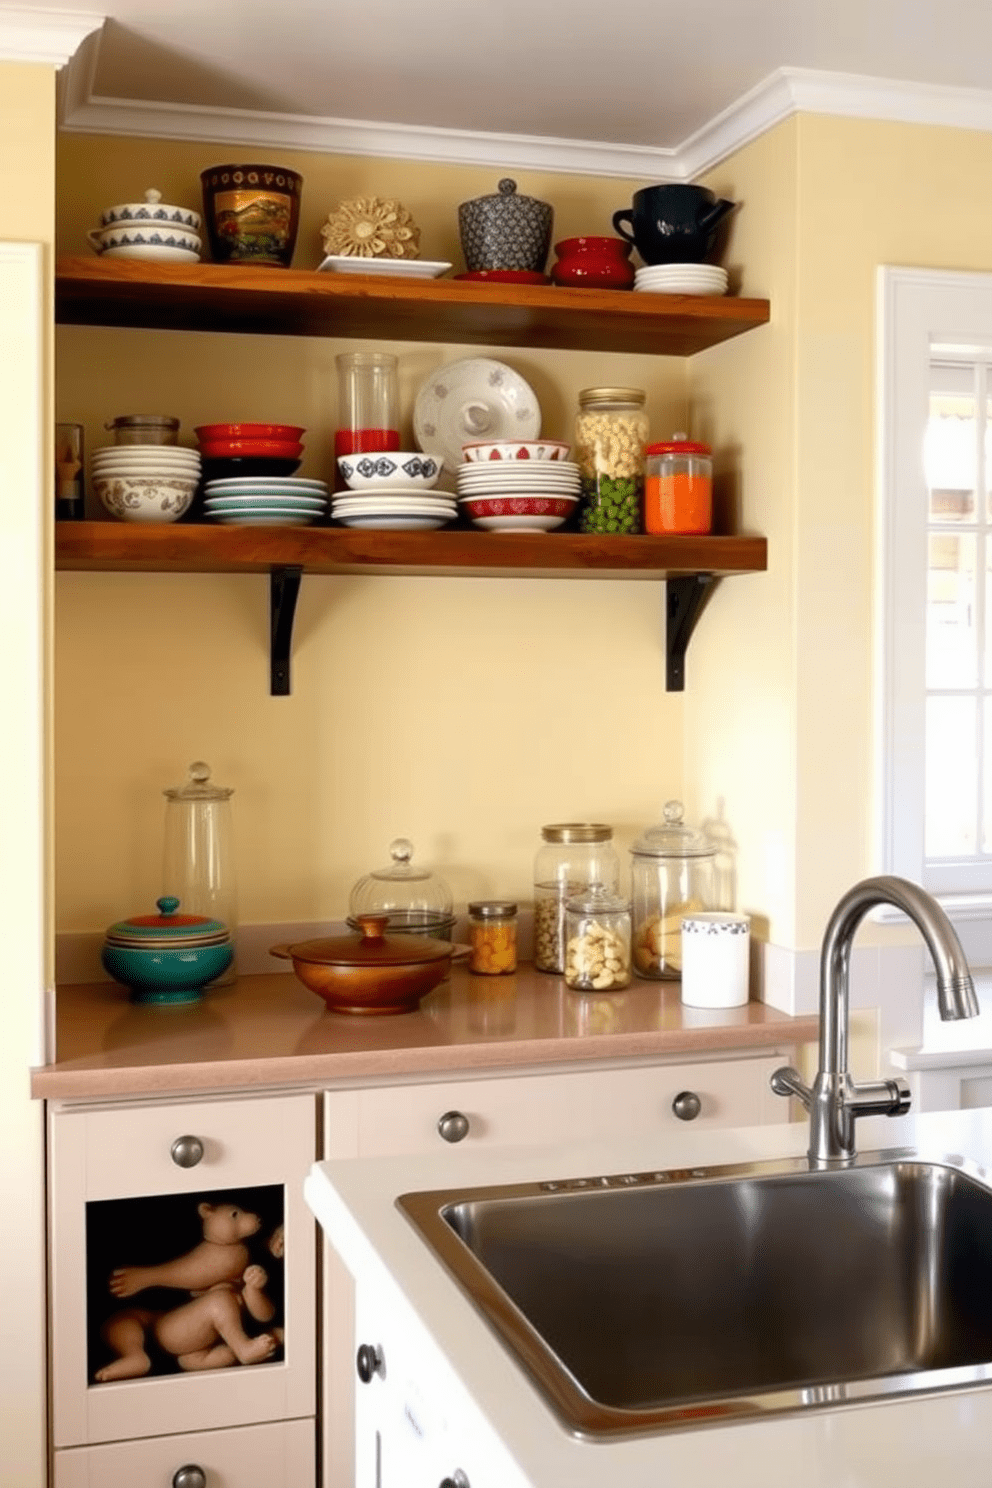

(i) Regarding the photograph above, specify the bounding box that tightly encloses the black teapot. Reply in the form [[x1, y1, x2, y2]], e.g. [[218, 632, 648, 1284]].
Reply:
[[612, 184, 735, 265]]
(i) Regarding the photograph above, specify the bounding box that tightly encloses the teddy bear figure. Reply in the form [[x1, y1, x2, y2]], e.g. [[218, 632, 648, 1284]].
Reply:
[[95, 1200, 280, 1381]]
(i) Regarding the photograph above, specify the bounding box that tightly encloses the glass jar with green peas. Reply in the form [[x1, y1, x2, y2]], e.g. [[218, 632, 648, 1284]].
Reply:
[[574, 387, 648, 534]]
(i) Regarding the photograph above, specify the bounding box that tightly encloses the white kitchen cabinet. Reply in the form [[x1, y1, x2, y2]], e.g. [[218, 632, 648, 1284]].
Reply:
[[48, 1092, 317, 1458], [353, 1280, 531, 1488], [321, 1049, 792, 1486], [54, 1417, 316, 1488]]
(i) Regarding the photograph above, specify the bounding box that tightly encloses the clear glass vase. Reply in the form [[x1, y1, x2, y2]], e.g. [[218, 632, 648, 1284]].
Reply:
[[162, 761, 237, 986]]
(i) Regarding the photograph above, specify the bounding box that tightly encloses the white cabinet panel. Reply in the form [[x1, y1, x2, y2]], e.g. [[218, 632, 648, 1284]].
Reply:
[[54, 1415, 315, 1488], [344, 1055, 788, 1160], [49, 1093, 317, 1448]]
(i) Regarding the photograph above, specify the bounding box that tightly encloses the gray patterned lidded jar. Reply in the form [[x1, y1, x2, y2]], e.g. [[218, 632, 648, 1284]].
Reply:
[[458, 178, 554, 273]]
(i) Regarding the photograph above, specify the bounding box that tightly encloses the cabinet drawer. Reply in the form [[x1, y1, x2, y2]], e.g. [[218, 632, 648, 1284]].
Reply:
[[54, 1416, 315, 1488], [337, 1055, 789, 1160], [49, 1093, 317, 1448]]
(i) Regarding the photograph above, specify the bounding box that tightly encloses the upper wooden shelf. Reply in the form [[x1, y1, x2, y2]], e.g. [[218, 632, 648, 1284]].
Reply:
[[54, 521, 767, 580], [55, 256, 770, 357]]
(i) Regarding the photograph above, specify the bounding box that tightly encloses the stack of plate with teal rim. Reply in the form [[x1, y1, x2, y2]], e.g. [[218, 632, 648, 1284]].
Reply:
[[203, 475, 329, 526]]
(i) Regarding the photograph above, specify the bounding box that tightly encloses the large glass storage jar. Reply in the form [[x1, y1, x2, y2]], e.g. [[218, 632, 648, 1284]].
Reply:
[[162, 761, 237, 986], [574, 387, 648, 534], [563, 883, 631, 991], [533, 823, 620, 973], [630, 801, 716, 980], [348, 838, 455, 940]]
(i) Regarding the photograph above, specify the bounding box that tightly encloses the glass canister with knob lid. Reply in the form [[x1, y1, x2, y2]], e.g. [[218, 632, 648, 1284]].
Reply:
[[533, 824, 620, 974], [630, 800, 716, 980], [162, 761, 237, 985], [563, 882, 632, 991], [348, 838, 455, 941]]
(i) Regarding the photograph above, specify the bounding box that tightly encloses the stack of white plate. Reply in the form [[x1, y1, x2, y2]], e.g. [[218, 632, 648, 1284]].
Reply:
[[330, 487, 458, 530], [634, 263, 729, 296], [92, 443, 203, 522], [203, 476, 329, 526], [456, 460, 582, 531]]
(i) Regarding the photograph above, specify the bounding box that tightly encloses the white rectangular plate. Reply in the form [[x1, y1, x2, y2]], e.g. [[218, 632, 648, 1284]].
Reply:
[[317, 255, 452, 279]]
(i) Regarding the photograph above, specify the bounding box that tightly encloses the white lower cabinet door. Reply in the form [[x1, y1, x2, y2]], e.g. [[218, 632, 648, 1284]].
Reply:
[[54, 1415, 315, 1488], [49, 1092, 317, 1448]]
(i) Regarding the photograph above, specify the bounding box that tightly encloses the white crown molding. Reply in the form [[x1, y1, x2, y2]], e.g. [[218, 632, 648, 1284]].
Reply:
[[55, 56, 992, 179], [0, 6, 102, 66]]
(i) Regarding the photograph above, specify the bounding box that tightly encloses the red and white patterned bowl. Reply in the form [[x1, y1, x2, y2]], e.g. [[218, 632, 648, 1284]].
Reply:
[[461, 440, 571, 463], [460, 493, 578, 519]]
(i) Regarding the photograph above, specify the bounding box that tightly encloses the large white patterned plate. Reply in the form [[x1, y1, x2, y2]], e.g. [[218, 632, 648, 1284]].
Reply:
[[414, 358, 541, 474], [317, 255, 452, 279]]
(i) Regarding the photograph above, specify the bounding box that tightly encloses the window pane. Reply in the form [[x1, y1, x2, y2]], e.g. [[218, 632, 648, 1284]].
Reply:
[[926, 694, 977, 856], [927, 532, 977, 687], [926, 394, 976, 521]]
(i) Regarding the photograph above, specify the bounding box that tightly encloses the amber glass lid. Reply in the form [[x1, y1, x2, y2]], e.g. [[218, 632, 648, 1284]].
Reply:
[[281, 915, 452, 967]]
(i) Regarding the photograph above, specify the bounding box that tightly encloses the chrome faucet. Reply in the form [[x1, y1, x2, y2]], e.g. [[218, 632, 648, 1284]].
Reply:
[[771, 875, 978, 1164]]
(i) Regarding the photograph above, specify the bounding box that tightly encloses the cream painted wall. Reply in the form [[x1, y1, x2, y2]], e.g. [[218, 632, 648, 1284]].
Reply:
[[684, 120, 801, 947], [54, 136, 691, 930], [0, 62, 54, 1488]]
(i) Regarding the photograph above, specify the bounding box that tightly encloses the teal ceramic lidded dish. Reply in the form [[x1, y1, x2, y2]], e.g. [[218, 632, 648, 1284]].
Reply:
[[101, 895, 233, 1005]]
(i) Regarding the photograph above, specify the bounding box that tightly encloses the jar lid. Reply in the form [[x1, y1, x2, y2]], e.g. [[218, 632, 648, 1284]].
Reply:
[[646, 433, 710, 457], [631, 800, 715, 859], [579, 387, 646, 407], [540, 823, 613, 844], [468, 900, 518, 918], [277, 914, 452, 968], [565, 881, 631, 915], [460, 177, 551, 213], [163, 761, 234, 802], [349, 838, 453, 919], [105, 895, 230, 946]]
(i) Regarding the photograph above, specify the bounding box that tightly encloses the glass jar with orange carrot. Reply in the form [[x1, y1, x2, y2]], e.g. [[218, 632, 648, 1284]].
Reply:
[[644, 435, 712, 535]]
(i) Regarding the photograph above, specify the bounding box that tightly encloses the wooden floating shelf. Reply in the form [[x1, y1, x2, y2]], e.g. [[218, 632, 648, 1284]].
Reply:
[[54, 522, 767, 581], [55, 256, 770, 357]]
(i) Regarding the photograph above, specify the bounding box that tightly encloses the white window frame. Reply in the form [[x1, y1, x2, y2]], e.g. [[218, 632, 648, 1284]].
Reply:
[[877, 266, 992, 961]]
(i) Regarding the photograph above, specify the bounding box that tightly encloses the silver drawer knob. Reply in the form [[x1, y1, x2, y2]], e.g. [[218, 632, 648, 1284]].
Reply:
[[170, 1134, 204, 1168], [172, 1467, 207, 1488], [439, 1474, 470, 1488], [437, 1110, 470, 1143], [672, 1090, 702, 1122]]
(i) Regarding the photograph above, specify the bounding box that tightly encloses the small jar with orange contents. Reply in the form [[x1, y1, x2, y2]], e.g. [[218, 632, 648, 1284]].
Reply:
[[644, 434, 713, 534], [467, 900, 518, 976]]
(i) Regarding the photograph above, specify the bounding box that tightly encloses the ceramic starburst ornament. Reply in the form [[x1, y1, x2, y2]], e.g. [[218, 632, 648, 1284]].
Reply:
[[320, 197, 421, 259]]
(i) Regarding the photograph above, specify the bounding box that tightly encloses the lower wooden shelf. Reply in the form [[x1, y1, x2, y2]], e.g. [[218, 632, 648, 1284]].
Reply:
[[54, 520, 766, 580], [54, 522, 767, 694]]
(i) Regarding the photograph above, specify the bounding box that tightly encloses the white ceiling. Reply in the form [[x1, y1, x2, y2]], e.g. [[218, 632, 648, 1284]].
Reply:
[[10, 1, 992, 176]]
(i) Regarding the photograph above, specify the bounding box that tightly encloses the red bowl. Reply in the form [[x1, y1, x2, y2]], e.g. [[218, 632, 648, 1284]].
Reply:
[[197, 439, 306, 460], [459, 494, 577, 518], [194, 423, 306, 441]]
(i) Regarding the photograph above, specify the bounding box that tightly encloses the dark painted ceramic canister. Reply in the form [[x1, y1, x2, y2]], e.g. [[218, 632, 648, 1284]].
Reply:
[[200, 163, 303, 267], [458, 179, 553, 273]]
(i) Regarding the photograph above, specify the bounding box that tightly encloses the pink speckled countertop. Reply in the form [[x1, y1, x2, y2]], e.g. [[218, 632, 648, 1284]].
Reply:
[[34, 963, 818, 1100]]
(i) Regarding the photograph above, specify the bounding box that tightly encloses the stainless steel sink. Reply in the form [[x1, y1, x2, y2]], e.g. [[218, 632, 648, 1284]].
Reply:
[[398, 1150, 992, 1438]]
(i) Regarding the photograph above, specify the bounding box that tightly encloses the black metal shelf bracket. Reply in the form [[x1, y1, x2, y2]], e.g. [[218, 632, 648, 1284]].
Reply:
[[666, 573, 719, 691], [270, 564, 303, 695]]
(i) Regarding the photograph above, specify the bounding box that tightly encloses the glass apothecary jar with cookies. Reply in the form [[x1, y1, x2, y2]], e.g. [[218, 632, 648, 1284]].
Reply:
[[630, 801, 716, 979], [573, 386, 648, 534]]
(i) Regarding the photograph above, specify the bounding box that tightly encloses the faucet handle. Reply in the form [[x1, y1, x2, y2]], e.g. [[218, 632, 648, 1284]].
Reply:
[[770, 1065, 813, 1110]]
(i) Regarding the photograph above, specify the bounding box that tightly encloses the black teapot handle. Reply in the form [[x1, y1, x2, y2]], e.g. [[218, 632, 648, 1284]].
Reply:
[[612, 210, 636, 244]]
